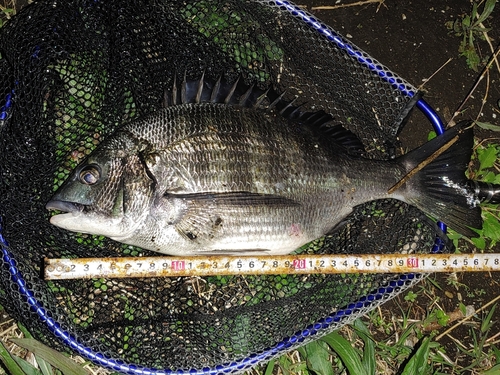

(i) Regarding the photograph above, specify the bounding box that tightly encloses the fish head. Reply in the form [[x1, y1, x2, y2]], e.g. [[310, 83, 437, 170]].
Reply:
[[46, 146, 155, 239]]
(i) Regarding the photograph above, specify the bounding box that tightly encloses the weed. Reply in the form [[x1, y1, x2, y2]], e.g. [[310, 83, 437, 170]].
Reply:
[[404, 290, 418, 303], [443, 137, 500, 251], [0, 1, 16, 28], [0, 319, 91, 375], [425, 309, 450, 328], [445, 0, 497, 71]]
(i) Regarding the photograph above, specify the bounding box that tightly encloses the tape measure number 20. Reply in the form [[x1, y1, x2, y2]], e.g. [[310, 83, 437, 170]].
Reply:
[[44, 253, 500, 280]]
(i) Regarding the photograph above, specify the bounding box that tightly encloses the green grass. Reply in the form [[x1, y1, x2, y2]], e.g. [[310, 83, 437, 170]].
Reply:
[[252, 286, 499, 375], [445, 137, 500, 252], [445, 0, 497, 71]]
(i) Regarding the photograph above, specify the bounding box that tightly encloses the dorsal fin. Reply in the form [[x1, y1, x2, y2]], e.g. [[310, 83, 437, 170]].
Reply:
[[210, 76, 222, 103], [267, 91, 287, 111], [278, 97, 301, 118], [317, 123, 366, 156], [195, 71, 205, 104], [238, 83, 256, 107], [255, 90, 270, 108], [162, 73, 365, 155], [164, 72, 365, 156], [224, 76, 240, 104]]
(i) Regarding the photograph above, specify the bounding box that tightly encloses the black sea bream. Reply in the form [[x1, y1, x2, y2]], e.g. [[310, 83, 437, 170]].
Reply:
[[46, 75, 482, 255]]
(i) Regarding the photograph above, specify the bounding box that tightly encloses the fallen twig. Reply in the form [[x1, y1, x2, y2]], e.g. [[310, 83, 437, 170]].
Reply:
[[436, 293, 500, 341], [311, 0, 385, 12], [417, 57, 453, 91], [476, 12, 500, 76], [422, 308, 466, 333], [449, 43, 500, 126], [388, 135, 458, 194]]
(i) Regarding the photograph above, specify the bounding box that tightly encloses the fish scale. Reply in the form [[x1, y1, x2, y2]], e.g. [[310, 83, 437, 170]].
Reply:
[[46, 77, 482, 255], [176, 138, 292, 193]]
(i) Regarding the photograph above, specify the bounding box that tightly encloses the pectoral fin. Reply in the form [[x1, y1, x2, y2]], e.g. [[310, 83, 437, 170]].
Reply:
[[164, 191, 299, 247], [174, 211, 223, 243]]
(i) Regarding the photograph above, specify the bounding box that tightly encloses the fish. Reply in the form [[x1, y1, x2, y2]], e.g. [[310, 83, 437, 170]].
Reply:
[[46, 73, 482, 255]]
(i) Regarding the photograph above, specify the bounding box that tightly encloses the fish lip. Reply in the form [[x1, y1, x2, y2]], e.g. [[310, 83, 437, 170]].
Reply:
[[46, 200, 84, 213]]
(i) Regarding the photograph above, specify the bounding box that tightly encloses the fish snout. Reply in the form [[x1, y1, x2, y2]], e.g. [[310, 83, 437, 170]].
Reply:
[[46, 199, 84, 213]]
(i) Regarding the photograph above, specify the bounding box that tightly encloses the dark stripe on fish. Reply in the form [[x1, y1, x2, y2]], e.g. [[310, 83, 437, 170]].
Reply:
[[165, 191, 301, 207]]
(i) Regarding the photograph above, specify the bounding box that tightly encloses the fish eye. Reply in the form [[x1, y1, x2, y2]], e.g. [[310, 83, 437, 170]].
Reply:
[[78, 165, 101, 185]]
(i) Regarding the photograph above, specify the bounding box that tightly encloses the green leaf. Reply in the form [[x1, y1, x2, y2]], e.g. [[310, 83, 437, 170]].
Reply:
[[462, 14, 471, 28], [482, 363, 500, 375], [459, 302, 467, 316], [482, 171, 497, 183], [10, 338, 87, 375], [321, 332, 367, 375], [427, 130, 437, 141], [471, 236, 486, 250], [0, 340, 28, 375], [476, 0, 497, 25], [12, 356, 43, 375], [462, 45, 481, 71], [400, 336, 432, 375], [263, 358, 275, 375], [477, 145, 498, 171], [304, 340, 334, 375], [353, 319, 375, 375], [475, 121, 500, 132], [481, 211, 500, 247]]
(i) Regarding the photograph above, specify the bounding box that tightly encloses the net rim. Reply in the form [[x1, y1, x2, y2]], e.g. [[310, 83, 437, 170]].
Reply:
[[0, 0, 446, 373]]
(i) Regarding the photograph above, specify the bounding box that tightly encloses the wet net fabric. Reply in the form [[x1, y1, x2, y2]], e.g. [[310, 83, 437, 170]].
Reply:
[[0, 0, 450, 373]]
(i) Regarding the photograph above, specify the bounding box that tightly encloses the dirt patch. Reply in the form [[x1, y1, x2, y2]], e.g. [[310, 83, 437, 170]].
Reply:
[[306, 0, 500, 145]]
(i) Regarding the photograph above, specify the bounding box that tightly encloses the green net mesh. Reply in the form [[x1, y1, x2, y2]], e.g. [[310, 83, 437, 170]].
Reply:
[[0, 0, 450, 373]]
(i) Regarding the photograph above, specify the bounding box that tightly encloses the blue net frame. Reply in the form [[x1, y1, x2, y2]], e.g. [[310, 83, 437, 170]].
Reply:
[[0, 1, 447, 373]]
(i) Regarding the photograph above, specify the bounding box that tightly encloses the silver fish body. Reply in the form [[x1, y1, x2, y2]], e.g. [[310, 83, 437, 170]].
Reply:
[[46, 80, 482, 255]]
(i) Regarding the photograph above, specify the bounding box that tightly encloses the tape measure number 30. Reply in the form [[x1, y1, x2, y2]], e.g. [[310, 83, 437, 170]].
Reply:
[[44, 253, 500, 280]]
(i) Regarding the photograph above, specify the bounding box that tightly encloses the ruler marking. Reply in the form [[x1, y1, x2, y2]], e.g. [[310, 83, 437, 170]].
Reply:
[[44, 254, 500, 280]]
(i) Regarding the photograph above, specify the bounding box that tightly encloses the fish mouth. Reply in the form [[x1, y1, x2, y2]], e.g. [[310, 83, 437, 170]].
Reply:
[[46, 200, 84, 213]]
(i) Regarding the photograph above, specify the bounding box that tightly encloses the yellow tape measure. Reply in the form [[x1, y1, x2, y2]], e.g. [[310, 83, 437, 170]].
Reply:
[[44, 253, 500, 280]]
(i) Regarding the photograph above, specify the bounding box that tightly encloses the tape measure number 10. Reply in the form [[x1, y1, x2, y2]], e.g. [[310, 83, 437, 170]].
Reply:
[[44, 253, 500, 280]]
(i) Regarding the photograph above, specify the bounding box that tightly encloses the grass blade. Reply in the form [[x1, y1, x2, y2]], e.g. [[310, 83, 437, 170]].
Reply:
[[16, 323, 55, 375], [0, 340, 28, 375], [475, 121, 500, 132], [482, 363, 500, 375], [304, 340, 334, 375], [12, 356, 43, 375], [353, 319, 376, 375], [36, 355, 55, 375], [10, 338, 87, 375], [400, 336, 432, 375], [481, 303, 497, 333], [263, 358, 275, 375], [321, 331, 367, 375]]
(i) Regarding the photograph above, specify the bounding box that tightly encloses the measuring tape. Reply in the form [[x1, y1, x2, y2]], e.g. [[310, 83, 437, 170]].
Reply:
[[44, 253, 500, 280]]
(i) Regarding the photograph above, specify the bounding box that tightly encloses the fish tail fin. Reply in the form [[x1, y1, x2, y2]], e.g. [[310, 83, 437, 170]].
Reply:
[[396, 121, 482, 237]]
